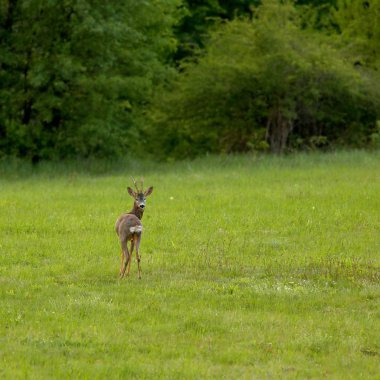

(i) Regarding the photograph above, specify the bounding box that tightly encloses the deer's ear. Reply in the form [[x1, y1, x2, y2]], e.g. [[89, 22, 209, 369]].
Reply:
[[127, 187, 136, 197], [144, 186, 153, 197]]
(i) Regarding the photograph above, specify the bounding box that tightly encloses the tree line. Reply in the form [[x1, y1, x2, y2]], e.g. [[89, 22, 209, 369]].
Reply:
[[1, 0, 379, 161]]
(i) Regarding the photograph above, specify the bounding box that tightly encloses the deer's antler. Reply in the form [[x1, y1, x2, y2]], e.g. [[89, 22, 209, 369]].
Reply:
[[131, 176, 140, 193]]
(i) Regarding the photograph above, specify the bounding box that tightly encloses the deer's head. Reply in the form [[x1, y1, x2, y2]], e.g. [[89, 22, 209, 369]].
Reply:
[[127, 177, 153, 210]]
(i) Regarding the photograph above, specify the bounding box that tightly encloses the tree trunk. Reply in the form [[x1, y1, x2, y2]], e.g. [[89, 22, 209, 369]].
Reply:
[[266, 108, 293, 154]]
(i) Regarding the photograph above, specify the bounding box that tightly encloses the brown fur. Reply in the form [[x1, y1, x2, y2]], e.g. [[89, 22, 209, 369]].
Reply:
[[115, 183, 153, 279]]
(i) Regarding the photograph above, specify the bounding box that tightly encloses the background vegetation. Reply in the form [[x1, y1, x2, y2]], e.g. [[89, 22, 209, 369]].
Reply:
[[1, 151, 379, 378], [1, 0, 379, 161]]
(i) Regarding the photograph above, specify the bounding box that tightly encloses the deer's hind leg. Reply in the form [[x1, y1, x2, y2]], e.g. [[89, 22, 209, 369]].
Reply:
[[119, 251, 124, 276], [134, 234, 142, 279], [126, 238, 135, 277], [120, 239, 130, 278]]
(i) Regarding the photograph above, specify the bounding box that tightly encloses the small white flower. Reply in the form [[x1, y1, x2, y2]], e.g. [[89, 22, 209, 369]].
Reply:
[[170, 196, 174, 200]]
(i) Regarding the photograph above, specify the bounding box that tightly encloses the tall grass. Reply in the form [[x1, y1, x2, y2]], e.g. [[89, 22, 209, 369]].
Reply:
[[0, 151, 379, 378]]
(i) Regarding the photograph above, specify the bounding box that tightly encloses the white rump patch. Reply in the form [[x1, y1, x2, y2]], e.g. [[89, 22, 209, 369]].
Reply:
[[130, 226, 143, 233]]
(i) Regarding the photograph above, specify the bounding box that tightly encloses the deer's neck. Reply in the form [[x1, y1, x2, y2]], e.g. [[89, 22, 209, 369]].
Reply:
[[129, 204, 144, 220]]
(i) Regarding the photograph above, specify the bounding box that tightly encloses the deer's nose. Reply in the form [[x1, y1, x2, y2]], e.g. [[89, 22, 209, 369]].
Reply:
[[140, 204, 145, 209]]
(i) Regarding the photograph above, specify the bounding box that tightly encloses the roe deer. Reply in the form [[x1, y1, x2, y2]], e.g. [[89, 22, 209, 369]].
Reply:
[[115, 177, 153, 279]]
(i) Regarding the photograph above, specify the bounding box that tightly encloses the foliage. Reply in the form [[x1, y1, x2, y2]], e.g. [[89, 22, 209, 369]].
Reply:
[[0, 0, 379, 160], [333, 0, 380, 70], [1, 152, 380, 378], [173, 0, 337, 60], [173, 0, 260, 61], [0, 0, 180, 161], [148, 0, 380, 158]]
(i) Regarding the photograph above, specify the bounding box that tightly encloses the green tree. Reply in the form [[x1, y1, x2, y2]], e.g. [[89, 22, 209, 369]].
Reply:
[[174, 0, 260, 61], [174, 0, 338, 62], [0, 0, 180, 160], [149, 0, 379, 157], [334, 0, 380, 70]]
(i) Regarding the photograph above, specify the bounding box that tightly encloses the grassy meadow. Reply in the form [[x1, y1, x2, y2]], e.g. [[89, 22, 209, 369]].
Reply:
[[0, 151, 379, 379]]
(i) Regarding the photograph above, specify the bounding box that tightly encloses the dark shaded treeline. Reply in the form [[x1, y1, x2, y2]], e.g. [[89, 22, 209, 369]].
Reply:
[[0, 0, 379, 161]]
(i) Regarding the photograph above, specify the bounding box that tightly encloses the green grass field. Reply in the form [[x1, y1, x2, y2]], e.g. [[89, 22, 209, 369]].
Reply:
[[1, 151, 379, 379]]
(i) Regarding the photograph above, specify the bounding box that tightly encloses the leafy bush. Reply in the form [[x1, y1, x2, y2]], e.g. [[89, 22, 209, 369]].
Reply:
[[148, 0, 380, 158]]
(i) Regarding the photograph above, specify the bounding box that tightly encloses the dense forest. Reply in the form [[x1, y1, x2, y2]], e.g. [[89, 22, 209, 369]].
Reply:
[[0, 0, 379, 161]]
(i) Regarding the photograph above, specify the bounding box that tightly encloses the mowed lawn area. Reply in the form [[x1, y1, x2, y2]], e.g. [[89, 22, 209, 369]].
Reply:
[[0, 151, 379, 379]]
